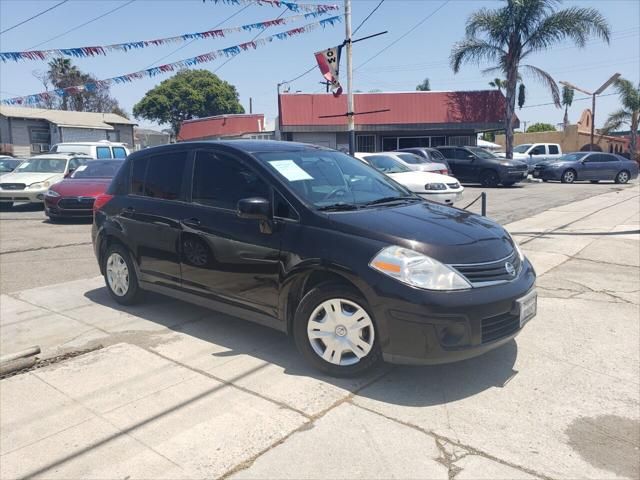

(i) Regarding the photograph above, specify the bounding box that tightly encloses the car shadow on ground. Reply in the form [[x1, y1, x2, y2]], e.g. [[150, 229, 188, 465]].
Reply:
[[84, 286, 520, 407]]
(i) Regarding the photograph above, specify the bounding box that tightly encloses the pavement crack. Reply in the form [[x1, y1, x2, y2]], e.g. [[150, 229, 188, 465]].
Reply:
[[0, 241, 92, 255]]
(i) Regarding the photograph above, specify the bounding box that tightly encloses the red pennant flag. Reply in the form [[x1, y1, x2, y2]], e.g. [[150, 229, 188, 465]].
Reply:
[[315, 45, 343, 97]]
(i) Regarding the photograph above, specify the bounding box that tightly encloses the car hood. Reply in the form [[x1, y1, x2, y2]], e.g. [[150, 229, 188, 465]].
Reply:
[[405, 162, 448, 173], [0, 171, 63, 185], [49, 178, 112, 196], [387, 171, 461, 191], [324, 202, 514, 264]]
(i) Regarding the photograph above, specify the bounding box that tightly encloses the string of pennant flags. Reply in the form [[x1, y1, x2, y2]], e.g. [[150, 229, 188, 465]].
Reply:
[[0, 16, 343, 106], [0, 10, 335, 62], [205, 0, 339, 13]]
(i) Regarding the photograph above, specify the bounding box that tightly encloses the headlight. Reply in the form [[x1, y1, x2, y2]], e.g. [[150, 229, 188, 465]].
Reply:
[[370, 246, 471, 291], [28, 181, 50, 189], [505, 230, 525, 262], [45, 189, 60, 197], [425, 183, 446, 191]]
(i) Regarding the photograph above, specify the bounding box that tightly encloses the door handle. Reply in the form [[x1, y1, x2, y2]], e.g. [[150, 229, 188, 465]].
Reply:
[[123, 206, 135, 214], [182, 217, 201, 228]]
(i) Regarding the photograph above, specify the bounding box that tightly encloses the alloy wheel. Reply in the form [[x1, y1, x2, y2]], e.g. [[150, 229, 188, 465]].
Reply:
[[307, 298, 375, 366], [617, 171, 629, 184], [563, 170, 575, 183], [106, 252, 129, 297]]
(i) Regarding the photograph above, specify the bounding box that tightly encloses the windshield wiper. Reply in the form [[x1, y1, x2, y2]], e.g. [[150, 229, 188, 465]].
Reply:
[[362, 196, 419, 207], [316, 202, 360, 212]]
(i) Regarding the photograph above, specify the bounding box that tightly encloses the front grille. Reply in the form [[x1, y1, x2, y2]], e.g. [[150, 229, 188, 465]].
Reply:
[[481, 312, 520, 343], [58, 197, 95, 210], [451, 250, 521, 286], [0, 183, 26, 190]]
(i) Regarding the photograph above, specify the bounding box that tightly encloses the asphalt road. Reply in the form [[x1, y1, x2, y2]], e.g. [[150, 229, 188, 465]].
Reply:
[[0, 180, 634, 293]]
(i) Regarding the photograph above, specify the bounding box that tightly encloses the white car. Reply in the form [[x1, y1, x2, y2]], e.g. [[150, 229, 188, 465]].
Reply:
[[0, 154, 91, 207], [50, 141, 130, 159], [355, 153, 464, 205], [385, 151, 449, 174]]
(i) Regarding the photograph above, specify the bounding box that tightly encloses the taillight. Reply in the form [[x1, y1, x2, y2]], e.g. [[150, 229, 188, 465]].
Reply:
[[93, 193, 113, 212]]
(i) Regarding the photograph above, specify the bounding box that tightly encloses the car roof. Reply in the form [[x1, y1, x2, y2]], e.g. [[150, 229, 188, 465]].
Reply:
[[30, 153, 92, 160], [54, 141, 127, 146]]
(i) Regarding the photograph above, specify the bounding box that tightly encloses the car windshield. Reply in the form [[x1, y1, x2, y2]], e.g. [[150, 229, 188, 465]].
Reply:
[[256, 149, 414, 208], [71, 160, 122, 178], [467, 147, 497, 159], [557, 152, 588, 162], [513, 144, 532, 153], [14, 157, 68, 173], [364, 154, 411, 173], [395, 153, 427, 165], [0, 159, 20, 172]]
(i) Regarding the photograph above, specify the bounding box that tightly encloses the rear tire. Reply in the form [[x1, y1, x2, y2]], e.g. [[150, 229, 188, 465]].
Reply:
[[0, 202, 12, 210], [293, 283, 381, 377], [502, 181, 516, 187], [561, 169, 576, 184], [103, 243, 141, 305], [480, 170, 500, 188], [615, 170, 630, 184]]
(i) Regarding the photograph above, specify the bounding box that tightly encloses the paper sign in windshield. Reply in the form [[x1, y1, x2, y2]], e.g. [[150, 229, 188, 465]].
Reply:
[[269, 160, 313, 182], [75, 165, 88, 172], [18, 162, 30, 169]]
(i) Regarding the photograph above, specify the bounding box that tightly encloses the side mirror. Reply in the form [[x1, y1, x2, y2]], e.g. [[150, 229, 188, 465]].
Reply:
[[237, 197, 271, 221], [467, 154, 475, 160], [529, 152, 533, 157], [64, 168, 75, 178]]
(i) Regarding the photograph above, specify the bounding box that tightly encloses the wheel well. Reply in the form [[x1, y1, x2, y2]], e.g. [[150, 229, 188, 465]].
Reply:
[[98, 234, 125, 274], [286, 270, 360, 334]]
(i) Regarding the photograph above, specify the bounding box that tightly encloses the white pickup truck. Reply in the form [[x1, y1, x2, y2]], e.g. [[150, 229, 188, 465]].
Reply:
[[497, 143, 563, 172]]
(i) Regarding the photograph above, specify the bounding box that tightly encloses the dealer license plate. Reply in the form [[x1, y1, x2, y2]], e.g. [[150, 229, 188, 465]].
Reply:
[[518, 289, 537, 327]]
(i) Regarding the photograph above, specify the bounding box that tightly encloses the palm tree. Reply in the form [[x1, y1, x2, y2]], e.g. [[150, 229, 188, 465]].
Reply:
[[561, 85, 574, 128], [47, 58, 80, 110], [488, 78, 506, 93], [602, 78, 639, 161], [451, 0, 610, 159]]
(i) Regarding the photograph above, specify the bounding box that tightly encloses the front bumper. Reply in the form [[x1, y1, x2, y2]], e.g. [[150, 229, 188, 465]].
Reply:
[[418, 190, 464, 205], [0, 188, 47, 203], [501, 169, 528, 182], [532, 168, 561, 180], [370, 259, 536, 365], [45, 196, 95, 217]]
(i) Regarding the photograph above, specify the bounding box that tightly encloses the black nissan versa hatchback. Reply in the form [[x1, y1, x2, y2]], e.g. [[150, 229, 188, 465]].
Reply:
[[92, 141, 537, 376]]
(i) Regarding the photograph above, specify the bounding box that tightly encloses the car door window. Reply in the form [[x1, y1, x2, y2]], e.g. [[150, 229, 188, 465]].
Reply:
[[438, 148, 455, 159], [548, 145, 559, 155], [130, 152, 188, 200], [454, 149, 473, 161], [68, 157, 86, 171], [597, 154, 617, 162], [96, 146, 112, 159], [530, 145, 546, 155], [192, 150, 270, 210], [113, 147, 127, 159]]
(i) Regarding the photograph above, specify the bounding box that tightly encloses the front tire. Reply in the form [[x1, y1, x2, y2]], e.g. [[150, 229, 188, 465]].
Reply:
[[480, 170, 500, 188], [615, 170, 630, 184], [502, 181, 516, 187], [0, 202, 12, 210], [590, 180, 599, 184], [293, 283, 381, 377], [561, 169, 576, 184], [103, 243, 141, 305]]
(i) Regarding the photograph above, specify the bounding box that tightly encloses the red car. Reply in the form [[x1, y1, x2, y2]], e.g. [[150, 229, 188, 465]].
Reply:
[[44, 160, 123, 221]]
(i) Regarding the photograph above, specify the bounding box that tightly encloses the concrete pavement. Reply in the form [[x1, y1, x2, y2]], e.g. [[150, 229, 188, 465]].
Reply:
[[1, 184, 638, 479]]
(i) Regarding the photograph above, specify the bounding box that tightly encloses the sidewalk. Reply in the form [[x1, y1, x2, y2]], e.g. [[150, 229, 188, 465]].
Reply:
[[1, 185, 638, 480]]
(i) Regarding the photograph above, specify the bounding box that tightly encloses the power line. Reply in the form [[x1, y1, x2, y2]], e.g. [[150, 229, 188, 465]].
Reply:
[[214, 7, 288, 73], [355, 0, 450, 71], [521, 92, 617, 109], [0, 0, 70, 36], [28, 0, 137, 50], [352, 0, 384, 36], [144, 2, 253, 69]]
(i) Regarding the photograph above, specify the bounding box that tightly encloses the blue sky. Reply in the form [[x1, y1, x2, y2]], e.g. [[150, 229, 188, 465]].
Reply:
[[0, 0, 638, 131]]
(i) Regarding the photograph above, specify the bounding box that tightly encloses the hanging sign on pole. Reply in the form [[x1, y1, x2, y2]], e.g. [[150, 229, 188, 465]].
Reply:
[[314, 45, 343, 97]]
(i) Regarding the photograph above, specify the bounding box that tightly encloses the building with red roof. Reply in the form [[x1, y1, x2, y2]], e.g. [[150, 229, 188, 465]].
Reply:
[[178, 114, 272, 142], [278, 90, 514, 152]]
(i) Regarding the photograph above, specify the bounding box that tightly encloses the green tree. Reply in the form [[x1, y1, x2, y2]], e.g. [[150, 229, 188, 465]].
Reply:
[[488, 78, 506, 93], [602, 78, 639, 161], [133, 70, 244, 135], [416, 78, 431, 91], [451, 0, 610, 159], [526, 122, 556, 133], [561, 85, 574, 127]]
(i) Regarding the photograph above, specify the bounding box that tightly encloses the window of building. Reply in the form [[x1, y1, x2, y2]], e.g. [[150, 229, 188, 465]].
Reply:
[[398, 137, 430, 149], [430, 137, 446, 147], [96, 146, 112, 159], [113, 147, 127, 159], [448, 136, 475, 147], [382, 137, 398, 151], [192, 151, 269, 210], [29, 127, 51, 153], [356, 135, 376, 152]]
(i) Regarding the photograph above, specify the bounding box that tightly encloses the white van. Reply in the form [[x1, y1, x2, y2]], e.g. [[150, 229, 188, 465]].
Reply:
[[50, 141, 130, 159]]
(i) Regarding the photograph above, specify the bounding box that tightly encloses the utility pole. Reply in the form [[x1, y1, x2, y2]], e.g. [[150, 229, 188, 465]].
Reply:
[[560, 73, 620, 151], [345, 0, 355, 155]]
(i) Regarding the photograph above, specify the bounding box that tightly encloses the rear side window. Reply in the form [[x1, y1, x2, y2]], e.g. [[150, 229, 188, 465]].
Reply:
[[548, 145, 559, 155], [192, 150, 269, 210], [130, 152, 188, 200], [530, 145, 546, 155], [113, 147, 127, 159], [438, 148, 455, 159], [453, 149, 471, 160], [96, 146, 112, 159]]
